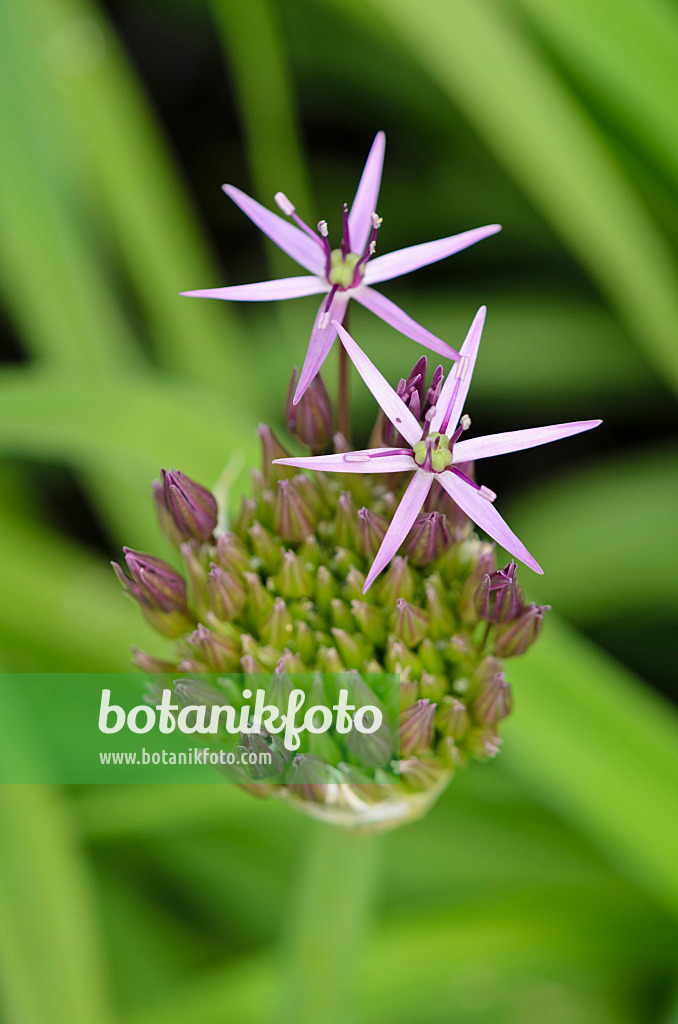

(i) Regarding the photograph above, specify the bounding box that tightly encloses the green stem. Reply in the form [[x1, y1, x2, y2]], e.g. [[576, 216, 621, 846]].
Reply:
[[276, 824, 380, 1024]]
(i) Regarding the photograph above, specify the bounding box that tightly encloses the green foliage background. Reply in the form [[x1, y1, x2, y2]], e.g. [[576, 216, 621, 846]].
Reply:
[[0, 0, 677, 1021]]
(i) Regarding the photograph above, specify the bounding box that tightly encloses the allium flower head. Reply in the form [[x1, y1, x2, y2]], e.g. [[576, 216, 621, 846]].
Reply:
[[182, 132, 501, 402], [274, 308, 601, 590]]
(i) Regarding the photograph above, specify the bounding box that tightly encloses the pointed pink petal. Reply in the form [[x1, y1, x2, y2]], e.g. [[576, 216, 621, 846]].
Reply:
[[293, 292, 350, 404], [431, 306, 486, 434], [223, 184, 325, 276], [364, 472, 433, 592], [181, 276, 328, 302], [348, 132, 386, 254], [454, 420, 602, 463], [333, 319, 422, 446], [274, 449, 416, 474], [364, 225, 502, 285], [438, 472, 542, 574], [354, 287, 459, 361]]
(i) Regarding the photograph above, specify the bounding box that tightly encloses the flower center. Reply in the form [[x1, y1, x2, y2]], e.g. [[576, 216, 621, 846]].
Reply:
[[413, 432, 453, 473], [328, 250, 363, 288]]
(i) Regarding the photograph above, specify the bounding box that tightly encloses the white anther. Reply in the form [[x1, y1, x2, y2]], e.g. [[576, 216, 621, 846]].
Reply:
[[368, 240, 376, 254], [460, 414, 471, 430], [319, 311, 331, 329], [455, 356, 469, 381], [318, 220, 329, 237], [478, 485, 497, 503], [274, 191, 295, 216], [424, 406, 436, 421], [371, 212, 383, 228], [344, 454, 370, 463]]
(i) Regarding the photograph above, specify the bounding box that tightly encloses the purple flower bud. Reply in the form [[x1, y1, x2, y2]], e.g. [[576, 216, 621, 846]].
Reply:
[[187, 623, 240, 671], [114, 549, 188, 612], [356, 506, 388, 559], [214, 532, 250, 575], [495, 603, 550, 657], [436, 696, 469, 739], [459, 546, 497, 622], [392, 598, 429, 647], [473, 672, 513, 725], [273, 479, 316, 542], [257, 424, 294, 483], [153, 469, 217, 545], [400, 699, 436, 756], [405, 511, 452, 566], [207, 563, 247, 620], [286, 368, 333, 449]]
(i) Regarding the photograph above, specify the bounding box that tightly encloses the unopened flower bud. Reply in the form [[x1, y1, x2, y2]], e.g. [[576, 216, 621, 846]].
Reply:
[[153, 469, 217, 545], [207, 563, 247, 620], [346, 713, 393, 767], [495, 603, 549, 657], [399, 699, 436, 756], [436, 696, 469, 739], [356, 507, 388, 559], [473, 672, 513, 725], [274, 479, 316, 542], [379, 557, 415, 605], [392, 598, 429, 647], [186, 623, 240, 671], [286, 368, 333, 449], [257, 424, 295, 483], [405, 511, 452, 566]]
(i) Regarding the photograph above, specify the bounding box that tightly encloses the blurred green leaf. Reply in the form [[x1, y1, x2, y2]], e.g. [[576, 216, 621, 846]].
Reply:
[[513, 0, 678, 187], [0, 5, 141, 371], [504, 615, 678, 916], [506, 445, 678, 622], [344, 0, 678, 393], [0, 709, 110, 1022], [210, 0, 313, 225], [25, 0, 245, 385], [0, 367, 258, 484]]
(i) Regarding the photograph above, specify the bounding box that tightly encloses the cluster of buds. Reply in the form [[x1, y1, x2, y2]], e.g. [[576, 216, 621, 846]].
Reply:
[[113, 133, 597, 829], [114, 373, 548, 830]]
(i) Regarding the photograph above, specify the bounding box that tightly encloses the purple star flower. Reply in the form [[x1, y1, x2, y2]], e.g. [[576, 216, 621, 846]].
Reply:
[[274, 308, 601, 591], [182, 132, 501, 404]]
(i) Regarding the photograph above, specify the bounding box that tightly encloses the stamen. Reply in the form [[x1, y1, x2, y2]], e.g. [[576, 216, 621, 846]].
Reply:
[[371, 212, 383, 229], [344, 454, 371, 463], [341, 203, 351, 258], [274, 191, 320, 244], [479, 485, 497, 502], [439, 377, 461, 435], [460, 414, 471, 431], [318, 220, 328, 237], [320, 283, 340, 327], [274, 191, 295, 216]]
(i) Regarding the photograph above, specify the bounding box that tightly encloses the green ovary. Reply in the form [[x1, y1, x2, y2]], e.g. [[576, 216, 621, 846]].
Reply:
[[328, 250, 362, 288], [413, 432, 453, 473]]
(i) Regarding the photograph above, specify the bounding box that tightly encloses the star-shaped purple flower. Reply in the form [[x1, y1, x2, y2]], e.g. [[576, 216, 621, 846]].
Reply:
[[274, 308, 601, 591], [182, 132, 501, 403]]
